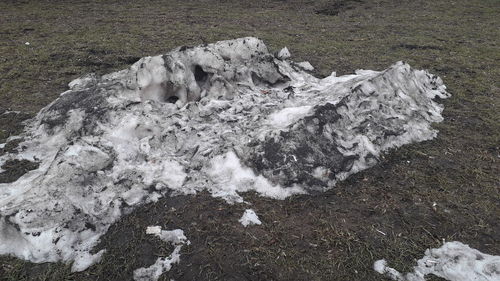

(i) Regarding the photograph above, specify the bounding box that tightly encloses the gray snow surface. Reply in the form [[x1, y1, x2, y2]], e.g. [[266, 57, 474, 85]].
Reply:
[[0, 37, 451, 271]]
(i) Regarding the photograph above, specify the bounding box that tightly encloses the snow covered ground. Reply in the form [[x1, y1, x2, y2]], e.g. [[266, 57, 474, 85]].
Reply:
[[0, 37, 456, 275]]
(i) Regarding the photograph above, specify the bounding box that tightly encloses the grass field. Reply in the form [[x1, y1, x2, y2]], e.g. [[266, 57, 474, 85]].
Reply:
[[0, 0, 499, 280]]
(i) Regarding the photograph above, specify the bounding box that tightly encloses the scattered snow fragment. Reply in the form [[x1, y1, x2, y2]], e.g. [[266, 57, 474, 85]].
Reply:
[[71, 250, 106, 272], [276, 47, 291, 60], [296, 61, 314, 71], [24, 42, 30, 45], [145, 226, 162, 235], [133, 226, 189, 281], [374, 260, 404, 280], [239, 209, 262, 227], [374, 241, 500, 281]]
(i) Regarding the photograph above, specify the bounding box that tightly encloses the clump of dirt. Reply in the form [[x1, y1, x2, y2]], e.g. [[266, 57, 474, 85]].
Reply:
[[0, 159, 39, 183], [0, 108, 32, 143], [315, 0, 363, 16], [397, 44, 444, 51]]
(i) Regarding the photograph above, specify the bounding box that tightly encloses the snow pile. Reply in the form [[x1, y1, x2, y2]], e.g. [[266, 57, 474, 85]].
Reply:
[[0, 37, 449, 270], [374, 241, 500, 281], [133, 226, 189, 281], [239, 209, 262, 227]]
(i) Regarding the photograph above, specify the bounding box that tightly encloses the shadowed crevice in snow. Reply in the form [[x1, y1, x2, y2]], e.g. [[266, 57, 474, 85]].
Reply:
[[0, 37, 449, 271]]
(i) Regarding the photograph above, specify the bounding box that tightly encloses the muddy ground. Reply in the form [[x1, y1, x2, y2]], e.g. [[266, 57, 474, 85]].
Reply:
[[0, 0, 499, 280]]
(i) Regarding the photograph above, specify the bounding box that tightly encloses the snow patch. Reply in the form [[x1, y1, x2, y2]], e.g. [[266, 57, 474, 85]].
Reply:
[[239, 209, 262, 227], [296, 61, 314, 71], [374, 241, 500, 281], [276, 47, 291, 60], [133, 226, 189, 281]]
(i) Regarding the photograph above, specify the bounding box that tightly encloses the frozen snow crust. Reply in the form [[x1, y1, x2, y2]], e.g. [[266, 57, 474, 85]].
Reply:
[[0, 37, 449, 271]]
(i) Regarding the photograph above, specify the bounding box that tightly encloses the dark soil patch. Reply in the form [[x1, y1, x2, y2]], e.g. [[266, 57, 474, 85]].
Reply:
[[315, 0, 363, 16], [396, 44, 444, 51], [0, 109, 31, 143], [0, 159, 39, 183]]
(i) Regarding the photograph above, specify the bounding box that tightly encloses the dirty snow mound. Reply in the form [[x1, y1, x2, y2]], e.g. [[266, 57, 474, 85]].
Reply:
[[0, 37, 449, 270]]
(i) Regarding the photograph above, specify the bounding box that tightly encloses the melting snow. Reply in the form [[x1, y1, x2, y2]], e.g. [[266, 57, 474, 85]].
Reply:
[[207, 151, 305, 203], [133, 226, 189, 281], [267, 105, 313, 129], [239, 209, 262, 227], [374, 241, 500, 281], [0, 37, 450, 271]]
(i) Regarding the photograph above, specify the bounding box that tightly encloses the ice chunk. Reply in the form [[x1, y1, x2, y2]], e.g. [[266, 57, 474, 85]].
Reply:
[[239, 209, 262, 227], [296, 61, 314, 71], [276, 47, 291, 60]]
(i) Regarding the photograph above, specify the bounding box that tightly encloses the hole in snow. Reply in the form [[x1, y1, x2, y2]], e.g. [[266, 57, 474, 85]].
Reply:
[[166, 95, 179, 104], [194, 65, 208, 85], [251, 71, 267, 87]]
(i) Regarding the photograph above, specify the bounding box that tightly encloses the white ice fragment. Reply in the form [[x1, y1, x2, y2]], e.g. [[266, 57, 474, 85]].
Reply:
[[312, 166, 329, 180], [296, 61, 314, 71], [24, 42, 30, 45], [133, 226, 188, 281], [374, 259, 405, 280], [374, 241, 500, 281], [276, 47, 291, 60], [239, 209, 262, 227], [134, 247, 181, 281], [374, 259, 387, 273], [267, 105, 312, 129], [71, 250, 106, 272], [146, 226, 162, 235]]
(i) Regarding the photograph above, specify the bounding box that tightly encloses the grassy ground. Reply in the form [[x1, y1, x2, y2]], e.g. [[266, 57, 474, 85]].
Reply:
[[0, 0, 499, 280]]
